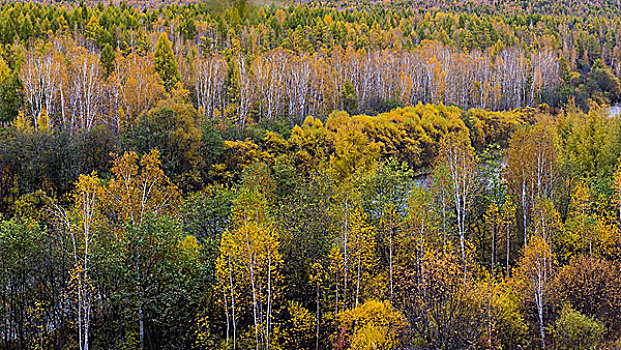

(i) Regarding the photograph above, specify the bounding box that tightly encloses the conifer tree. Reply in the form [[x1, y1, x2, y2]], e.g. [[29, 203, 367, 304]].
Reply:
[[100, 43, 115, 77], [154, 33, 180, 92]]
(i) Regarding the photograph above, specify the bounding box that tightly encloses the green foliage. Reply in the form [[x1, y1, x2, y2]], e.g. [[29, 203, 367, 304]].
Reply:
[[181, 184, 234, 265], [0, 127, 116, 208], [341, 81, 358, 114], [154, 33, 180, 91], [3, 2, 621, 350], [0, 72, 22, 122], [550, 304, 606, 350], [124, 98, 203, 189], [586, 60, 621, 104], [100, 43, 115, 76], [0, 219, 53, 350]]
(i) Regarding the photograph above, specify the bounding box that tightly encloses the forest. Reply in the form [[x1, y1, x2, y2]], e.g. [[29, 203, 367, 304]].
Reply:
[[2, 0, 621, 350]]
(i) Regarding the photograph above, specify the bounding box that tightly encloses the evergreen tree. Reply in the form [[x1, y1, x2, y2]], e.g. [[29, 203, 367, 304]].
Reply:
[[19, 14, 34, 41], [85, 15, 102, 42], [0, 73, 22, 122], [154, 32, 180, 92], [100, 43, 115, 77]]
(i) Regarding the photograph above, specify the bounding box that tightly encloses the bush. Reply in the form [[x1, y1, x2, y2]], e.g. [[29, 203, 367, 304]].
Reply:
[[550, 304, 605, 350]]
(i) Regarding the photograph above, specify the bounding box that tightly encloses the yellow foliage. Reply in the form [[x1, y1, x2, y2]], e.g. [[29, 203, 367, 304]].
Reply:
[[113, 51, 166, 127], [281, 301, 316, 350], [36, 110, 51, 132], [327, 111, 380, 180], [219, 140, 267, 181], [264, 131, 289, 156], [194, 315, 216, 349], [13, 111, 34, 133], [181, 235, 200, 260], [104, 150, 180, 227], [612, 156, 621, 221], [215, 186, 282, 350], [337, 300, 407, 350]]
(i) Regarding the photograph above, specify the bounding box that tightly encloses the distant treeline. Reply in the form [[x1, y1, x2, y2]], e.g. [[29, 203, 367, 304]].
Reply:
[[0, 0, 617, 132]]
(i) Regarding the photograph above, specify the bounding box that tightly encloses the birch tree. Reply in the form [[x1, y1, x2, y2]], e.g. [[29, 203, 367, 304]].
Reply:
[[216, 186, 281, 350], [517, 236, 555, 349], [506, 123, 558, 245], [52, 173, 101, 350], [195, 53, 227, 119], [20, 45, 62, 128], [99, 150, 180, 350], [436, 133, 480, 274], [68, 49, 101, 131]]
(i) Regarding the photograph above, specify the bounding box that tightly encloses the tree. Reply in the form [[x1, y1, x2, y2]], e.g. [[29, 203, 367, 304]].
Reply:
[[227, 54, 255, 136], [532, 196, 562, 248], [97, 150, 181, 350], [364, 159, 413, 303], [68, 48, 101, 131], [586, 59, 621, 103], [0, 219, 54, 350], [396, 250, 485, 350], [112, 51, 166, 129], [436, 133, 480, 274], [341, 81, 358, 114], [0, 72, 23, 123], [124, 96, 203, 189], [501, 199, 517, 277], [484, 203, 502, 276], [117, 216, 197, 350], [281, 301, 317, 350], [326, 177, 377, 321], [506, 123, 558, 245], [154, 33, 180, 92], [100, 43, 115, 77], [216, 182, 281, 350], [52, 172, 102, 350], [195, 53, 227, 119], [612, 157, 621, 222], [20, 46, 61, 127], [102, 150, 180, 228], [328, 111, 380, 181], [561, 181, 595, 259], [515, 236, 555, 349], [550, 304, 605, 350], [554, 257, 621, 332], [85, 15, 101, 42], [405, 185, 436, 293], [336, 300, 406, 350]]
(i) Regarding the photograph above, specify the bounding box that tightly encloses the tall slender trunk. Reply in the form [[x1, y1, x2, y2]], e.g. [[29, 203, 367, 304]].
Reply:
[[522, 179, 528, 245], [343, 194, 349, 311], [137, 263, 144, 350], [388, 228, 393, 304], [506, 223, 510, 278], [537, 291, 545, 349], [441, 192, 447, 253], [223, 290, 230, 344], [491, 223, 496, 277], [419, 216, 425, 292], [228, 253, 237, 350], [316, 278, 320, 350], [355, 249, 361, 308], [334, 268, 339, 330], [244, 234, 260, 350], [266, 249, 273, 350]]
